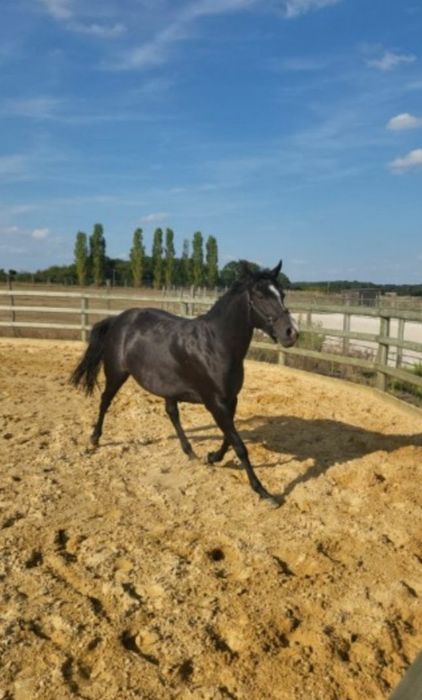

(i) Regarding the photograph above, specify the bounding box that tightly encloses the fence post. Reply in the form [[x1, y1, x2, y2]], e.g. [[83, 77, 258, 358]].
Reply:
[[81, 296, 89, 341], [376, 315, 390, 391], [8, 291, 16, 338], [106, 282, 111, 311], [10, 290, 16, 326], [342, 312, 351, 355], [306, 310, 312, 328], [180, 301, 189, 317], [395, 318, 405, 368], [278, 350, 286, 365]]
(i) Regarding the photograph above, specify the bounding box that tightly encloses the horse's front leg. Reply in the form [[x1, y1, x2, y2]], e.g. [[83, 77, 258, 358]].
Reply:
[[207, 397, 237, 464], [165, 399, 196, 459], [205, 397, 279, 507]]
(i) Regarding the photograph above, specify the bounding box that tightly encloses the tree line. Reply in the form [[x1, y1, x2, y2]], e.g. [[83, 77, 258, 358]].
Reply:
[[291, 280, 422, 296], [74, 224, 218, 288]]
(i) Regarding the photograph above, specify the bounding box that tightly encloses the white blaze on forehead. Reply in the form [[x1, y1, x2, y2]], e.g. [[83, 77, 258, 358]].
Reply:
[[268, 284, 283, 305]]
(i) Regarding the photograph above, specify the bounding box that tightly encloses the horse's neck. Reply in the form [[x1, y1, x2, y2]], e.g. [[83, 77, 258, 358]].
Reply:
[[208, 291, 253, 359]]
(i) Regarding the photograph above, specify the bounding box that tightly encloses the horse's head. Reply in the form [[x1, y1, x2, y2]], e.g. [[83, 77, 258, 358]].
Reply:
[[243, 260, 298, 348]]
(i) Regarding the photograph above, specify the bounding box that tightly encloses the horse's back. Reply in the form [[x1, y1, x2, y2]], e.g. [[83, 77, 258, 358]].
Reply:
[[100, 307, 178, 367], [108, 307, 186, 340]]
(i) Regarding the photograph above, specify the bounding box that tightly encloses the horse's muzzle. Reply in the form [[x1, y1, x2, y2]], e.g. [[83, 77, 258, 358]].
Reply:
[[273, 320, 299, 348], [281, 325, 299, 347]]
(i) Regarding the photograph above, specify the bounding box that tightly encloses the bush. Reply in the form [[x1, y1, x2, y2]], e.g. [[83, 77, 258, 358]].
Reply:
[[296, 320, 325, 352], [390, 363, 422, 406]]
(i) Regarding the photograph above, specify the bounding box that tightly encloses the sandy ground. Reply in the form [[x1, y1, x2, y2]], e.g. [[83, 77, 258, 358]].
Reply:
[[0, 338, 421, 700]]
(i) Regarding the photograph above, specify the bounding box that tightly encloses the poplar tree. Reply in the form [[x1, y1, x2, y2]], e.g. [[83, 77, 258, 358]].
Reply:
[[164, 228, 175, 288], [74, 231, 88, 286], [90, 223, 106, 286], [130, 227, 145, 287], [206, 235, 219, 288], [152, 227, 163, 289], [192, 231, 204, 288], [181, 238, 191, 286]]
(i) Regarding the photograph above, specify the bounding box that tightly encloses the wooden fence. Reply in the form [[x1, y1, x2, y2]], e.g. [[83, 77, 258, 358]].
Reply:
[[1, 288, 422, 395]]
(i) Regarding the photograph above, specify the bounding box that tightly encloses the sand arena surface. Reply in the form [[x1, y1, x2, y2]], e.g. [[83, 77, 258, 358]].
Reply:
[[0, 338, 421, 700]]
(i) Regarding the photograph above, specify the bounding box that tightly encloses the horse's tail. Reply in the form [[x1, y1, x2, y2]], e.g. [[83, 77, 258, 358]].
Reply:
[[70, 317, 114, 395]]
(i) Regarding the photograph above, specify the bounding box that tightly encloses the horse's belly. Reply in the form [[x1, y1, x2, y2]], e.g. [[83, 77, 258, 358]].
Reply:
[[129, 365, 202, 403]]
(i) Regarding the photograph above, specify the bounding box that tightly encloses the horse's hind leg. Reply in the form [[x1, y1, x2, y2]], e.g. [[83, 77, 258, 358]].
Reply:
[[91, 370, 129, 446], [165, 399, 196, 459]]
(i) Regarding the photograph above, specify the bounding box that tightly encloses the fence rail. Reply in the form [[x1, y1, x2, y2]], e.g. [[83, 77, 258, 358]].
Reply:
[[1, 288, 422, 394]]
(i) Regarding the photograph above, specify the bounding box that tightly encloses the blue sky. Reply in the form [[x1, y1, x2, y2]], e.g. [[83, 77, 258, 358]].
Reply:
[[1, 0, 421, 283]]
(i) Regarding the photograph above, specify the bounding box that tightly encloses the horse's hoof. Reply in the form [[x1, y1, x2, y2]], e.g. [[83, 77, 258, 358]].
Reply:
[[262, 494, 282, 509], [90, 435, 99, 448], [206, 451, 221, 465]]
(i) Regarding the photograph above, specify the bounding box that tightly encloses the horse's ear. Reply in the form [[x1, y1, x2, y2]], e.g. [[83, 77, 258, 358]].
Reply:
[[271, 260, 282, 278], [239, 260, 255, 280]]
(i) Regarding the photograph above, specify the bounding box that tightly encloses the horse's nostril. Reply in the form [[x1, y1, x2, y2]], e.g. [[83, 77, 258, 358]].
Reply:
[[286, 327, 292, 337]]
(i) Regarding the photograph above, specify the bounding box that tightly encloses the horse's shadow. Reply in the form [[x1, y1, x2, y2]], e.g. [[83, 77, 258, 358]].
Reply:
[[184, 414, 422, 502]]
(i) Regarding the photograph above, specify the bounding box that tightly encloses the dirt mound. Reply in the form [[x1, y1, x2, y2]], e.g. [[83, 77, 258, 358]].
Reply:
[[1, 339, 421, 699]]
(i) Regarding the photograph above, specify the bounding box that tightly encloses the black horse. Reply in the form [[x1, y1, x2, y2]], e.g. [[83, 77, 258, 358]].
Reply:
[[70, 261, 298, 505]]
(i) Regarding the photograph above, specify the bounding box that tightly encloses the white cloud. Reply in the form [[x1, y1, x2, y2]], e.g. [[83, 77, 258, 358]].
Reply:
[[0, 144, 70, 184], [3, 204, 40, 216], [112, 0, 340, 70], [0, 225, 61, 267], [281, 0, 341, 19], [387, 112, 422, 130], [0, 154, 29, 180], [114, 3, 207, 70], [40, 0, 73, 20], [0, 97, 62, 120], [140, 212, 169, 224], [121, 42, 167, 70], [32, 228, 50, 240], [189, 0, 257, 18], [69, 22, 126, 38], [389, 148, 422, 173], [40, 0, 125, 38], [367, 50, 416, 71], [0, 225, 20, 237], [406, 80, 422, 91], [0, 95, 163, 125]]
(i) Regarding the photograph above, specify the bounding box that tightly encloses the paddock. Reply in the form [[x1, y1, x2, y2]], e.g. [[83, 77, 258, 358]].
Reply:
[[1, 338, 421, 700]]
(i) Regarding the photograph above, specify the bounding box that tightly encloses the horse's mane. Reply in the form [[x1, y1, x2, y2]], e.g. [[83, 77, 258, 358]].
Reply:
[[205, 267, 276, 318]]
